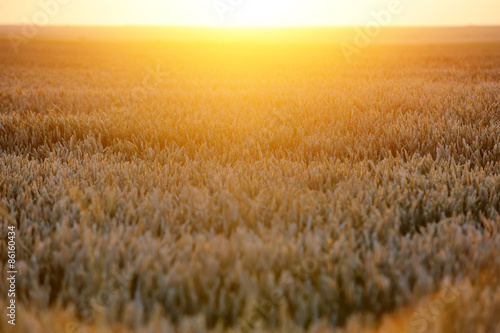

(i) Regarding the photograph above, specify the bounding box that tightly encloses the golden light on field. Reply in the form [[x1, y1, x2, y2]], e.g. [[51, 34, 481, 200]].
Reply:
[[1, 0, 500, 26], [2, 0, 500, 330]]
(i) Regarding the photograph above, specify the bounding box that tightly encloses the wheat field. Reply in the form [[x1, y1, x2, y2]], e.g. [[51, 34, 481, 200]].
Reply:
[[1, 33, 500, 333]]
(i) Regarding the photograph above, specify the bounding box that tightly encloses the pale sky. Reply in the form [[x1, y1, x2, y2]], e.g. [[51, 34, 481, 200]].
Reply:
[[1, 0, 500, 27]]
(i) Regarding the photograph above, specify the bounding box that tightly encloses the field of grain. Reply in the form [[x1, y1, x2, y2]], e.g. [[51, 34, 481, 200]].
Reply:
[[1, 34, 500, 333]]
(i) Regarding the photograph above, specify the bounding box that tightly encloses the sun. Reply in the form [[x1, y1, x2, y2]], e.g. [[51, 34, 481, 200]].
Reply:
[[211, 0, 306, 27]]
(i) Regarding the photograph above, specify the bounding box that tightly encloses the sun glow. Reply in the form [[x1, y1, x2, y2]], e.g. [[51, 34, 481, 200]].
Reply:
[[1, 0, 500, 27]]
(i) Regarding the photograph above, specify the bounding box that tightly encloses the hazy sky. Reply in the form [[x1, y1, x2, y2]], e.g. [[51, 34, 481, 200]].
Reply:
[[1, 0, 500, 27]]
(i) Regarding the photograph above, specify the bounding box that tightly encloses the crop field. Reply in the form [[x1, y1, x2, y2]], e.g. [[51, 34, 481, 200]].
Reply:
[[1, 32, 500, 333]]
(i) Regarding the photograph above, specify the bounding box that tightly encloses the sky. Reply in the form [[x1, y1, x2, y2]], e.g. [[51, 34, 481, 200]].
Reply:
[[1, 0, 500, 27]]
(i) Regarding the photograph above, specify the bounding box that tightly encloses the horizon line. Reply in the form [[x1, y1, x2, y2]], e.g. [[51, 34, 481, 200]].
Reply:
[[1, 24, 500, 29]]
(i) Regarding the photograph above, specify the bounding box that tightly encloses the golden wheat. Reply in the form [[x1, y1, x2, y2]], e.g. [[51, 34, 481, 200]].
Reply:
[[0, 39, 499, 333]]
